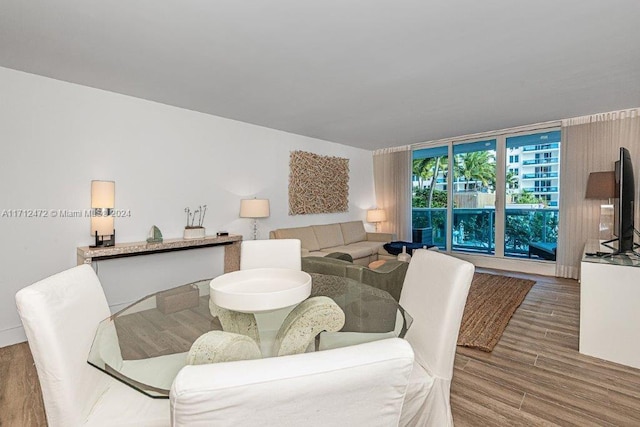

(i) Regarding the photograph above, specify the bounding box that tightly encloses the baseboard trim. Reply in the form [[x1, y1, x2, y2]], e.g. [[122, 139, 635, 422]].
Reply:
[[0, 325, 27, 348], [450, 252, 557, 277], [1, 300, 138, 349]]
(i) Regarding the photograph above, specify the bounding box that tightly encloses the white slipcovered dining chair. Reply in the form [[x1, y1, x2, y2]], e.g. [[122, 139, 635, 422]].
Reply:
[[15, 265, 169, 427], [398, 249, 474, 427], [170, 337, 414, 427], [240, 238, 302, 270]]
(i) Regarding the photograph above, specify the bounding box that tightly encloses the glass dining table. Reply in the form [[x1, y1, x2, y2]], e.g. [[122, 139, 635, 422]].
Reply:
[[87, 272, 412, 398]]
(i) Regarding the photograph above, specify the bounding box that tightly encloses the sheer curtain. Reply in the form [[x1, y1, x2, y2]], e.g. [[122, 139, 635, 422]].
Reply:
[[556, 108, 640, 279], [372, 146, 412, 241]]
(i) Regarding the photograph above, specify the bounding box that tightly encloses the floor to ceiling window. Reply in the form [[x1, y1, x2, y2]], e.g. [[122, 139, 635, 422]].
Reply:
[[412, 146, 448, 249], [411, 128, 560, 262], [452, 139, 497, 254], [504, 130, 560, 260]]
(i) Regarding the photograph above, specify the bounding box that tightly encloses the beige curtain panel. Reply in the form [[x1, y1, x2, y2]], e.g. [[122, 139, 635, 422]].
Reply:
[[372, 146, 412, 241], [556, 108, 640, 279]]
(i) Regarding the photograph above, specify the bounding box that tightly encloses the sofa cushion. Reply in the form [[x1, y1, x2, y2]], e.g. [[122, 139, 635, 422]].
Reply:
[[312, 224, 345, 249], [321, 245, 373, 260], [350, 241, 386, 253], [340, 221, 367, 245], [273, 226, 320, 251], [308, 251, 328, 257]]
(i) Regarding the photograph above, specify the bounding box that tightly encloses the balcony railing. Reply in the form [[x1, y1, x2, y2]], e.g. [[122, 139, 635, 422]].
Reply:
[[411, 207, 559, 259], [522, 143, 559, 152], [505, 208, 559, 259], [522, 186, 558, 193], [522, 172, 559, 179], [452, 208, 495, 254], [522, 158, 559, 165], [412, 208, 447, 249]]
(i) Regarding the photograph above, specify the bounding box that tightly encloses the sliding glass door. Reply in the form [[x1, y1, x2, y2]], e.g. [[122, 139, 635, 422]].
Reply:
[[412, 129, 560, 262], [452, 140, 497, 254], [504, 131, 560, 260], [412, 146, 448, 249]]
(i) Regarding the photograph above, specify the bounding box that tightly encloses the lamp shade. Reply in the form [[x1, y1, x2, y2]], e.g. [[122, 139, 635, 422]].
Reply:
[[366, 208, 386, 223], [240, 199, 270, 218], [91, 180, 115, 208], [585, 171, 616, 199], [91, 180, 115, 237]]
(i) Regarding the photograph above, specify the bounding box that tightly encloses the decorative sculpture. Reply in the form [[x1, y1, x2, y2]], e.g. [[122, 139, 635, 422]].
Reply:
[[184, 205, 207, 239], [187, 331, 261, 365], [146, 225, 163, 243], [273, 296, 345, 356], [209, 298, 261, 346]]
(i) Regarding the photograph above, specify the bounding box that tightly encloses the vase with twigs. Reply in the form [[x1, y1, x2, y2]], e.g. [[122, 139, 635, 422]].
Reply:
[[183, 205, 207, 239]]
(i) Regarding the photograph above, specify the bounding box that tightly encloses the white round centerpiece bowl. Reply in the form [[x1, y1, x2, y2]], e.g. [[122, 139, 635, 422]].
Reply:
[[210, 268, 312, 313]]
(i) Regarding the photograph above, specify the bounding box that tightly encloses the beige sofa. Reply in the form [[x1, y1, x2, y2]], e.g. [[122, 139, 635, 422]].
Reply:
[[269, 221, 396, 266]]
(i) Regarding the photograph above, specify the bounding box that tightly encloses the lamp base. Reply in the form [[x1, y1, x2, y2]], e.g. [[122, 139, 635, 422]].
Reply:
[[91, 230, 115, 248]]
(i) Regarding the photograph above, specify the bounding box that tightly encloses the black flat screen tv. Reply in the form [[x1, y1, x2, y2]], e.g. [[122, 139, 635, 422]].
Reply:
[[611, 147, 635, 253]]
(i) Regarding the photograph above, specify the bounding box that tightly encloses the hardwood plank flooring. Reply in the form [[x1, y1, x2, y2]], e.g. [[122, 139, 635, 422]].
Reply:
[[2, 269, 640, 426], [451, 268, 640, 426], [0, 341, 46, 427]]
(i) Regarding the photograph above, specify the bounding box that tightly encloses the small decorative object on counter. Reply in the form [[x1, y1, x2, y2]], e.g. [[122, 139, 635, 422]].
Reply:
[[397, 245, 412, 263], [184, 205, 207, 239], [146, 225, 163, 243]]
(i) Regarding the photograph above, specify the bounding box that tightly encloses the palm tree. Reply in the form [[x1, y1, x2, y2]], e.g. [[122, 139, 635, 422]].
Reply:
[[506, 170, 519, 192], [412, 158, 433, 189], [455, 151, 496, 191], [427, 156, 447, 208]]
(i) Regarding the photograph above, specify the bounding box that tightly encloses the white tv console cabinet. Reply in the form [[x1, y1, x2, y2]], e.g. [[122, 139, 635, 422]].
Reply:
[[580, 240, 640, 369]]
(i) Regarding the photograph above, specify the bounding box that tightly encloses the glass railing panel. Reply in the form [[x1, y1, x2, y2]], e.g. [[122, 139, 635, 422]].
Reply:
[[522, 158, 559, 165], [522, 187, 559, 193], [452, 208, 495, 255], [412, 208, 446, 249], [522, 172, 559, 179], [504, 208, 559, 259], [522, 143, 559, 151]]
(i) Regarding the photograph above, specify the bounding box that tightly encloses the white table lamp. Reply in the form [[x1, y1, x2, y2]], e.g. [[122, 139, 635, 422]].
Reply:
[[240, 198, 270, 240], [91, 180, 115, 247], [367, 208, 386, 232]]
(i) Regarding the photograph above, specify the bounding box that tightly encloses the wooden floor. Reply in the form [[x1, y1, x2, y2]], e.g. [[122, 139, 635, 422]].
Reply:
[[1, 271, 640, 426], [0, 340, 46, 427], [452, 269, 640, 426]]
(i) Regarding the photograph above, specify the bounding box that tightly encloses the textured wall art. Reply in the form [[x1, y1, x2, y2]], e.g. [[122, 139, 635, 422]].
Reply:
[[289, 151, 349, 215]]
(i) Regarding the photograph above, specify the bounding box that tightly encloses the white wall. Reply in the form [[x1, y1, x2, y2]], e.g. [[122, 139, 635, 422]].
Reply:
[[0, 67, 376, 346]]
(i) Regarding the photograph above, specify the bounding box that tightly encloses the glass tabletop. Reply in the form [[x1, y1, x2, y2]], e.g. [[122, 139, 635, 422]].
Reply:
[[88, 273, 412, 398]]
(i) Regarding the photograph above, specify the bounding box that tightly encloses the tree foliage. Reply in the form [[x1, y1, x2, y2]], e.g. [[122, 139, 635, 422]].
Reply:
[[454, 151, 496, 192]]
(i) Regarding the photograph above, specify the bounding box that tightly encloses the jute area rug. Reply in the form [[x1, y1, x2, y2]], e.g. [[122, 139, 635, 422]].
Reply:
[[457, 273, 535, 352]]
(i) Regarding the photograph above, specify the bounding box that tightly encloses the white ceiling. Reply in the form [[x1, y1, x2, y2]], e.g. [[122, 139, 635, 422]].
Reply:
[[1, 1, 639, 150]]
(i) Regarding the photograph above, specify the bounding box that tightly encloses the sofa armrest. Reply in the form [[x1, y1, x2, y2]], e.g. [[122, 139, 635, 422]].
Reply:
[[366, 232, 396, 242], [301, 248, 311, 257]]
